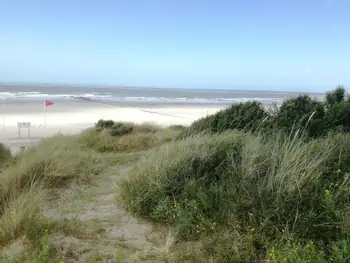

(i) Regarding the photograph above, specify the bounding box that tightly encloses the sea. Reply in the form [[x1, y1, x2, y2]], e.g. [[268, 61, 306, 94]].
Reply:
[[0, 84, 325, 106]]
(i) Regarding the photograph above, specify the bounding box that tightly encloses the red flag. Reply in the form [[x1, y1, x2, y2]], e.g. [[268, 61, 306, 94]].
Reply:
[[45, 100, 54, 107]]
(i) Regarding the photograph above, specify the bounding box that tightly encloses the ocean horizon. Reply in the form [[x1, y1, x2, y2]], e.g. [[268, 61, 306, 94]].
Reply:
[[0, 83, 325, 106]]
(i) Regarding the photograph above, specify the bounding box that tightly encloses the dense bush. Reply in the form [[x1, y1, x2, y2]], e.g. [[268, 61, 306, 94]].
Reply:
[[119, 131, 350, 261], [95, 119, 115, 130], [325, 86, 346, 107], [275, 95, 325, 137], [187, 86, 350, 139], [95, 120, 159, 137], [323, 87, 350, 133], [109, 122, 135, 136], [188, 101, 269, 135]]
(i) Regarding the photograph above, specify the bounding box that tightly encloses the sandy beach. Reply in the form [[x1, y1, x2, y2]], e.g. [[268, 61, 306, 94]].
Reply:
[[0, 98, 224, 153]]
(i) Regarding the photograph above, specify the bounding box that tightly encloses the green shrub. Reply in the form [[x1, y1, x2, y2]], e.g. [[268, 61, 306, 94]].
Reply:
[[119, 131, 245, 235], [275, 95, 325, 137], [188, 101, 269, 135], [95, 119, 115, 130], [186, 86, 350, 139], [109, 122, 135, 136], [274, 87, 349, 138], [325, 85, 347, 108], [119, 130, 350, 260], [95, 120, 160, 137], [324, 101, 350, 133]]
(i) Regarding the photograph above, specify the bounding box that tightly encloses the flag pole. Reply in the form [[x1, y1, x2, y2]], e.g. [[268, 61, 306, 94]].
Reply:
[[44, 100, 46, 128], [3, 97, 5, 133]]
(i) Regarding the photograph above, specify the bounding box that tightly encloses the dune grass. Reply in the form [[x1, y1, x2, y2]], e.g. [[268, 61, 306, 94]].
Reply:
[[119, 130, 350, 262], [0, 135, 106, 250], [0, 123, 180, 262], [78, 120, 181, 153]]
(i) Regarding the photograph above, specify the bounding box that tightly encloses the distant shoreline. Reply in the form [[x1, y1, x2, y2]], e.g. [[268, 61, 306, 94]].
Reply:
[[0, 100, 224, 154], [0, 82, 326, 95]]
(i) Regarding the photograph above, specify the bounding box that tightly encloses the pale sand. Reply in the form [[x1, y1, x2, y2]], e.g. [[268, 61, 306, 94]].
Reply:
[[0, 101, 224, 154]]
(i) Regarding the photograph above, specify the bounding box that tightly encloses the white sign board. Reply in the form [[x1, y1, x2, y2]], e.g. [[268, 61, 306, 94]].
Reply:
[[17, 122, 31, 128], [17, 122, 31, 138]]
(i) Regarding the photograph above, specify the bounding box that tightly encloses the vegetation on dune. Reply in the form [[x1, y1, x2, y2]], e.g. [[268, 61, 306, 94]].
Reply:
[[189, 100, 269, 135], [79, 128, 160, 153], [0, 135, 105, 246], [95, 119, 160, 136], [119, 86, 350, 262], [79, 120, 180, 153], [0, 122, 181, 262], [119, 130, 350, 262], [187, 85, 350, 138]]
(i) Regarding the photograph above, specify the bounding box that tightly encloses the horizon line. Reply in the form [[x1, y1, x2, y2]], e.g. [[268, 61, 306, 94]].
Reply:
[[0, 81, 332, 95]]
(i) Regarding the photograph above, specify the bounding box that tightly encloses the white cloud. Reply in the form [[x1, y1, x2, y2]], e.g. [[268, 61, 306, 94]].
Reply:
[[304, 68, 314, 74]]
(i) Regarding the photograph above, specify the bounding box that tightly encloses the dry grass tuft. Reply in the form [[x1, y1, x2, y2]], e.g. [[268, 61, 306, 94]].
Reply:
[[78, 122, 180, 153], [0, 135, 106, 246], [0, 185, 46, 245]]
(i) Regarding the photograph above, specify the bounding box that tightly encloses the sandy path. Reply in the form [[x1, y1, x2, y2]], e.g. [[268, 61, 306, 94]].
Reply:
[[0, 157, 157, 262], [1, 153, 176, 263], [40, 158, 156, 263]]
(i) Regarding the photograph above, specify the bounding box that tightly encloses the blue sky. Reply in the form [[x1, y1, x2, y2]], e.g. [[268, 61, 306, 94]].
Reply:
[[0, 0, 349, 91]]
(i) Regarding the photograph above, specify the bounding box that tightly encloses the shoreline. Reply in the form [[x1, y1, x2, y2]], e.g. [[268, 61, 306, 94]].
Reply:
[[0, 101, 225, 154]]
